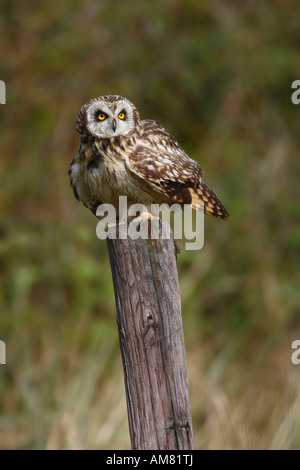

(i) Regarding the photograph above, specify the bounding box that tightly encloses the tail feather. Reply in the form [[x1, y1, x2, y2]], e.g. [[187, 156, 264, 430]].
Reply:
[[190, 183, 228, 219]]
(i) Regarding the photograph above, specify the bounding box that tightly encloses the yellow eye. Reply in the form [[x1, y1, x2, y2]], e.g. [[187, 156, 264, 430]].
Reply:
[[98, 113, 106, 121], [118, 112, 125, 120]]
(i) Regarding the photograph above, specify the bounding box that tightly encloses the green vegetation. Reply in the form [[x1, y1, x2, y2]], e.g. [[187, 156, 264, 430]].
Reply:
[[0, 0, 300, 449]]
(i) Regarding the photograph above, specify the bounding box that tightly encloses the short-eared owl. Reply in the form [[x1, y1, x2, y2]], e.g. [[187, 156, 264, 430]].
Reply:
[[69, 95, 228, 219]]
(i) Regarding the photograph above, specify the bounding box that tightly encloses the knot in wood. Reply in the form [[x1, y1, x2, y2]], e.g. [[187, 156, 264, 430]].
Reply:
[[144, 310, 155, 326]]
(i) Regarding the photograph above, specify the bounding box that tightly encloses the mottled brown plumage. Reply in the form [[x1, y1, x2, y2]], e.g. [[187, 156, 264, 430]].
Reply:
[[69, 95, 228, 218]]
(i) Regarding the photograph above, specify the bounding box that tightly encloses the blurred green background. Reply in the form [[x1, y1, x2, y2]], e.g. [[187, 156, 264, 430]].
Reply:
[[1, 0, 300, 450]]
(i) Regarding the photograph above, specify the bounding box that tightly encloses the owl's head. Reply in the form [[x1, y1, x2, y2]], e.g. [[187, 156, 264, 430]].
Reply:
[[77, 95, 141, 139]]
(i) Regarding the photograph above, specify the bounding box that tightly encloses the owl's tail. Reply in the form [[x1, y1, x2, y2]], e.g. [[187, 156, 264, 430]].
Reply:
[[189, 182, 229, 219]]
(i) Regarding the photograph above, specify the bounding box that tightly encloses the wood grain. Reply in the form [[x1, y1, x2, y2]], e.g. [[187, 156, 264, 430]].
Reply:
[[107, 220, 194, 450]]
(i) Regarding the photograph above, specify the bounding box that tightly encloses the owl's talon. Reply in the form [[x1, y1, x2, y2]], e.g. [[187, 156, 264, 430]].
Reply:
[[129, 211, 159, 226]]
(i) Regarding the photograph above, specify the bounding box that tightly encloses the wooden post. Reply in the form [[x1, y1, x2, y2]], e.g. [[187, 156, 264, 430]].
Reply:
[[106, 219, 195, 450]]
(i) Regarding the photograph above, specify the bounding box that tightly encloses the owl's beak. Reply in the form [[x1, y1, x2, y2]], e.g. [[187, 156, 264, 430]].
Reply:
[[112, 119, 116, 133]]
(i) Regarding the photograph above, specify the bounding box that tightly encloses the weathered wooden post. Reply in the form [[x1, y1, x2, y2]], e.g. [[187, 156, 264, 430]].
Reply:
[[106, 219, 195, 450]]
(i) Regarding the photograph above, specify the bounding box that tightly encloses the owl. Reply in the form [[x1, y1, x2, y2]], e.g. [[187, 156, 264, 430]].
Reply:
[[69, 95, 228, 220]]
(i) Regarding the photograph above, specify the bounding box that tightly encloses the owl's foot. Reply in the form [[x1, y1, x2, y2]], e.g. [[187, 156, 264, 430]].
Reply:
[[107, 213, 159, 237], [129, 211, 160, 225]]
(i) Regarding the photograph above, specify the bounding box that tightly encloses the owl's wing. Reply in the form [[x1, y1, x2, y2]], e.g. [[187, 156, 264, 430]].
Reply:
[[125, 119, 228, 218]]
